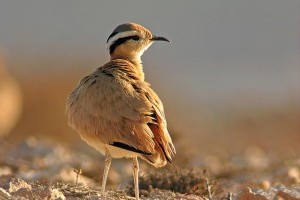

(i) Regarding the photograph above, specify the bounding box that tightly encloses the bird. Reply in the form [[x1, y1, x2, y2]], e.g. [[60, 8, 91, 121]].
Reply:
[[66, 23, 176, 200]]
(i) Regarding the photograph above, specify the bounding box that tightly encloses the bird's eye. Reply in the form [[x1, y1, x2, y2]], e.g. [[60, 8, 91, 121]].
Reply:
[[132, 35, 140, 41]]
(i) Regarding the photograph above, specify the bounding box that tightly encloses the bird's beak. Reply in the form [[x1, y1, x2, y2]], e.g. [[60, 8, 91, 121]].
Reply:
[[150, 36, 170, 43]]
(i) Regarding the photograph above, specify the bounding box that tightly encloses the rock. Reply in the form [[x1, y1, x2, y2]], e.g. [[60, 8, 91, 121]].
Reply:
[[237, 188, 268, 200], [273, 185, 300, 199], [287, 167, 300, 184], [50, 188, 66, 200], [0, 187, 11, 199], [277, 190, 300, 200], [0, 175, 66, 200], [259, 180, 271, 190], [236, 185, 300, 200], [11, 187, 66, 200], [0, 175, 31, 193]]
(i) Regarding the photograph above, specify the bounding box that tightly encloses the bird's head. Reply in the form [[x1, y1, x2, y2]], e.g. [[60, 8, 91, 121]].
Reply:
[[106, 23, 170, 61]]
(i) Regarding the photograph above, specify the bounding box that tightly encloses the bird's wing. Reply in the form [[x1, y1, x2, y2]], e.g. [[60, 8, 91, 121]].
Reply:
[[136, 83, 176, 166], [109, 60, 176, 164]]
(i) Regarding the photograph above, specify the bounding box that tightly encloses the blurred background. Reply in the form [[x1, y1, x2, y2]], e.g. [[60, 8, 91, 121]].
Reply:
[[0, 0, 299, 161]]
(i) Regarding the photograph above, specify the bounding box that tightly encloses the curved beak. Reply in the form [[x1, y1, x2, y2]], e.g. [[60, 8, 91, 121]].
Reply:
[[150, 35, 170, 43]]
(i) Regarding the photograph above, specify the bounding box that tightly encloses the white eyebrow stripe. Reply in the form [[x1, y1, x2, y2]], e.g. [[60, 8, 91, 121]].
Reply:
[[106, 30, 139, 50]]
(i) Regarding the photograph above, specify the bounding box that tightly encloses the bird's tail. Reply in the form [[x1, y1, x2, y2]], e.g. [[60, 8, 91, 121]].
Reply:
[[140, 123, 176, 168]]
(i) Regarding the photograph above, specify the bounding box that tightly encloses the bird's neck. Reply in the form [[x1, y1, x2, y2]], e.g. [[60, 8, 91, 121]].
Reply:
[[110, 54, 145, 80]]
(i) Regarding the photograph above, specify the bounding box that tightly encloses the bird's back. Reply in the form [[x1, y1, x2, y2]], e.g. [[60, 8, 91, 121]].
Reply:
[[66, 59, 175, 167]]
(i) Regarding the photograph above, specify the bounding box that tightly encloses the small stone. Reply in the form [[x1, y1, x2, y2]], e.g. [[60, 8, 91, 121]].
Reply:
[[288, 167, 300, 184], [12, 187, 66, 200], [277, 190, 300, 200], [0, 176, 31, 193], [260, 180, 271, 190], [0, 187, 11, 199], [50, 188, 66, 200], [237, 187, 268, 200]]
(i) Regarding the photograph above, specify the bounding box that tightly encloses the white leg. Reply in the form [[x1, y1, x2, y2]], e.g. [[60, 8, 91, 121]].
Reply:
[[101, 149, 111, 195], [132, 157, 139, 200]]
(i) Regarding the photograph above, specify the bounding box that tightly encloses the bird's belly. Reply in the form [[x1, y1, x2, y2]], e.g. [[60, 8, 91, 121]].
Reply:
[[79, 133, 140, 159]]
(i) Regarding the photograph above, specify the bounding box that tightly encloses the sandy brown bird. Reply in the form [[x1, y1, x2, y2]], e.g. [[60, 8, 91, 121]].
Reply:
[[66, 23, 176, 199]]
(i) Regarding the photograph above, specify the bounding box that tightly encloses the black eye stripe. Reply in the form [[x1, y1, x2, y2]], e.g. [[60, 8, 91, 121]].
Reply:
[[132, 35, 140, 41], [109, 35, 140, 55]]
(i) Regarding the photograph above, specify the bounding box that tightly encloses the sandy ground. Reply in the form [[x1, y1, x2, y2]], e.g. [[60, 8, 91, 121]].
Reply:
[[0, 136, 300, 199]]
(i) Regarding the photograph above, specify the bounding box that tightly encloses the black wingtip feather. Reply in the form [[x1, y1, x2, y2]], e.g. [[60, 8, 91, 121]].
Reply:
[[109, 142, 152, 155], [158, 143, 172, 163]]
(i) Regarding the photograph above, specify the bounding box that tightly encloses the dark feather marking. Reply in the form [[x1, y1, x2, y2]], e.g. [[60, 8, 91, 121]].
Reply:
[[143, 155, 155, 164], [158, 142, 172, 163], [107, 31, 118, 43], [109, 35, 139, 55], [109, 142, 152, 155], [128, 73, 138, 80], [102, 71, 114, 77], [150, 112, 158, 123], [147, 112, 158, 126], [82, 76, 90, 84], [131, 83, 143, 93], [91, 80, 97, 85]]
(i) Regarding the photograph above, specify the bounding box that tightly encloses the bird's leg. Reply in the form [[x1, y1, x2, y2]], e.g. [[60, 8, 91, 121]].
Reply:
[[101, 149, 111, 195], [132, 156, 139, 200]]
